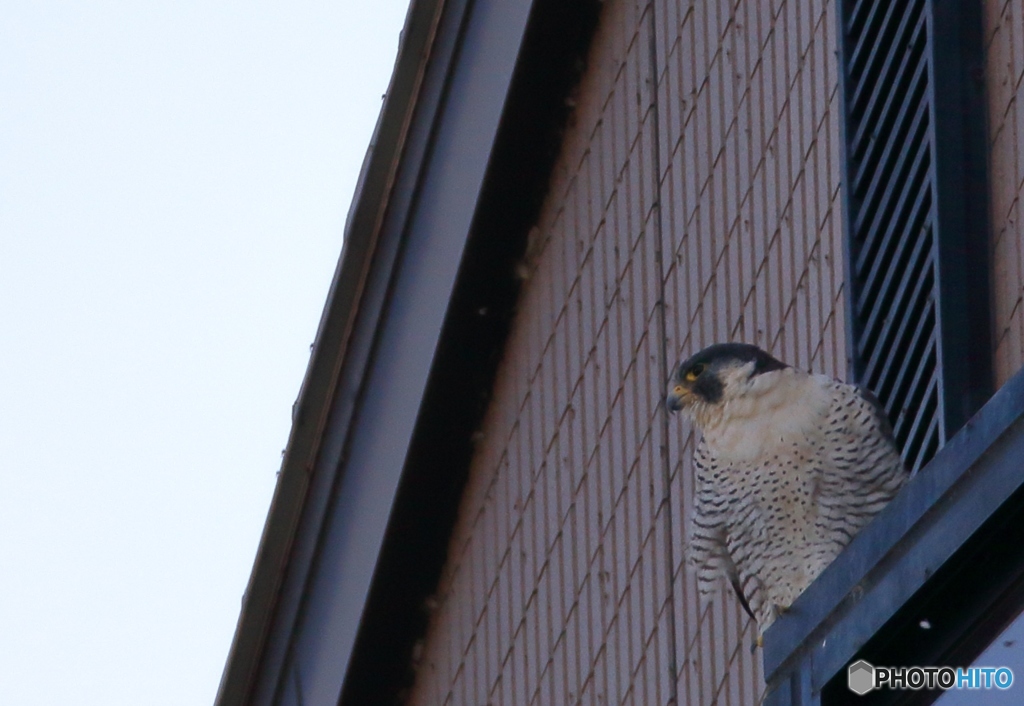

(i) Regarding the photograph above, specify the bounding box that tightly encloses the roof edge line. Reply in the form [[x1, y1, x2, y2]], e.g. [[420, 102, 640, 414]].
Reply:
[[213, 2, 445, 702]]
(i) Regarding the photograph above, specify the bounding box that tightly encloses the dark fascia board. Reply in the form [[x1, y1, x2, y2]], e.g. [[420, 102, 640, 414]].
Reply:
[[764, 364, 1024, 699], [215, 0, 541, 703], [337, 1, 602, 703]]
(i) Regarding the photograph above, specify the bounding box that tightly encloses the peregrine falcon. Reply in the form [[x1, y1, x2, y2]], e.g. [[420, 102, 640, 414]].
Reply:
[[666, 343, 908, 636]]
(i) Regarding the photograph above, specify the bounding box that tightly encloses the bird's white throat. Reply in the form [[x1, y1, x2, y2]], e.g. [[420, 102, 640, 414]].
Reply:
[[691, 369, 831, 464]]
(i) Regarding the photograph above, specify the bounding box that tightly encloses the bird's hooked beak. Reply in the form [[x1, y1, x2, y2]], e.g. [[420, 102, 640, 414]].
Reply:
[[666, 381, 688, 413]]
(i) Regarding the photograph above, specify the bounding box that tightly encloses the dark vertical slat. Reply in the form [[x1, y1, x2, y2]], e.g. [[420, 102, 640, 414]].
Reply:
[[887, 299, 935, 418], [871, 296, 934, 413], [846, 0, 875, 39], [927, 0, 994, 434], [892, 335, 937, 441], [855, 163, 930, 318], [836, 0, 991, 480], [848, 0, 924, 114], [853, 133, 930, 282], [848, 0, 923, 125], [846, 0, 899, 83], [909, 409, 940, 472], [852, 93, 929, 234], [850, 44, 928, 194], [899, 367, 939, 472], [856, 226, 931, 359]]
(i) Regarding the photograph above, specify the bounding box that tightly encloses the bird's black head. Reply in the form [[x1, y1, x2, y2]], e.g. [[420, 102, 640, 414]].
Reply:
[[666, 342, 788, 411]]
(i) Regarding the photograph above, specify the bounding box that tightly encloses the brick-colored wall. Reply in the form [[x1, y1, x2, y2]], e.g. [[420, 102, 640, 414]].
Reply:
[[986, 0, 1024, 386], [405, 1, 844, 704]]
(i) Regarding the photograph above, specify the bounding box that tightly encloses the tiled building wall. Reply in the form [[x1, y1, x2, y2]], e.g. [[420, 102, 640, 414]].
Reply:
[[406, 1, 844, 705], [986, 0, 1024, 386]]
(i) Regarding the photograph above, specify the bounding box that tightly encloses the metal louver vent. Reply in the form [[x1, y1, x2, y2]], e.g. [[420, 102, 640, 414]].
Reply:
[[836, 0, 992, 474]]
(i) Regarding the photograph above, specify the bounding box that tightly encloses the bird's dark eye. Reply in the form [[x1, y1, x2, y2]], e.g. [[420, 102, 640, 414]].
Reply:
[[685, 363, 705, 381]]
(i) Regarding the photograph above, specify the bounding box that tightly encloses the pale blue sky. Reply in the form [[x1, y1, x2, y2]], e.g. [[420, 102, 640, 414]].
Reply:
[[0, 2, 409, 703]]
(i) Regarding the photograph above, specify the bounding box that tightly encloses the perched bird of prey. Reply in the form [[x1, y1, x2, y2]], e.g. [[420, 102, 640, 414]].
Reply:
[[666, 343, 908, 637]]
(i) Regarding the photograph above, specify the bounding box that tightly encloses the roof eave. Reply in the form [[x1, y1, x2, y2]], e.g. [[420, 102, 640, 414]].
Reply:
[[213, 2, 443, 702]]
